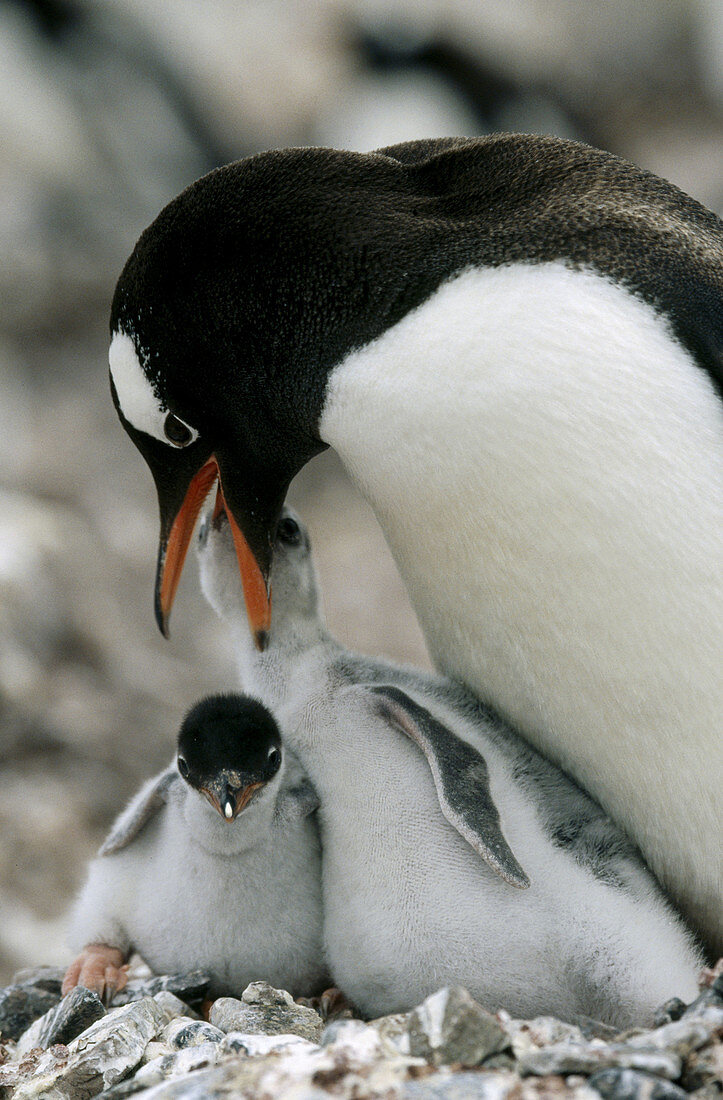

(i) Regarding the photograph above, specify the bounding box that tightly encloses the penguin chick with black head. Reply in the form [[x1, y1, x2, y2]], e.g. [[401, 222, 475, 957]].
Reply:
[[198, 506, 703, 1028], [108, 135, 722, 956], [63, 694, 327, 1001]]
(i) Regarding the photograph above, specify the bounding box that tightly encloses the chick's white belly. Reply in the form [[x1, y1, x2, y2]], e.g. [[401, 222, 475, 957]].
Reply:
[[112, 815, 324, 995], [313, 728, 539, 1016], [297, 702, 699, 1023]]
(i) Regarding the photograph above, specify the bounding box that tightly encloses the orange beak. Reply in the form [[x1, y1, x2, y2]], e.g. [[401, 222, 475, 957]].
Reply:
[[200, 780, 265, 821], [155, 454, 271, 648]]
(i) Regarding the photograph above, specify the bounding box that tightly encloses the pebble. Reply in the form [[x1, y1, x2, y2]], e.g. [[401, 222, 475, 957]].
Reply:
[[316, 1017, 387, 1063], [209, 981, 324, 1042], [141, 1040, 173, 1064], [654, 1000, 688, 1028], [587, 1067, 690, 1100], [502, 1015, 586, 1058], [15, 984, 105, 1056], [105, 1041, 225, 1095], [401, 1070, 519, 1099], [518, 1038, 682, 1080], [111, 971, 212, 1009], [687, 1087, 722, 1100], [408, 987, 510, 1068], [366, 1010, 413, 1056], [682, 989, 723, 1025], [680, 1035, 723, 1092], [265, 1019, 418, 1099], [162, 1017, 225, 1049], [221, 1031, 319, 1056], [115, 1060, 265, 1099], [11, 965, 65, 994], [241, 981, 295, 1007], [152, 992, 199, 1024], [624, 1018, 717, 1058], [0, 1043, 71, 1094], [0, 981, 61, 1041]]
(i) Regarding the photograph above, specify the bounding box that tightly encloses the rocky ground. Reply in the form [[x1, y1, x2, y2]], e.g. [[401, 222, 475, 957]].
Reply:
[[0, 963, 721, 1099], [1, 0, 721, 1008]]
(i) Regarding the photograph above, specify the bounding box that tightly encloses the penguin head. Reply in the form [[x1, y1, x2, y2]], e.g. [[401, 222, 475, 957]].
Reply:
[[176, 694, 283, 822], [198, 505, 322, 644], [107, 154, 341, 649], [107, 309, 293, 653], [108, 143, 458, 647]]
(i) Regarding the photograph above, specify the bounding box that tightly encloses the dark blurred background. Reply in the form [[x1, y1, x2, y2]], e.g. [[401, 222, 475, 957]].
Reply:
[[0, 0, 721, 984]]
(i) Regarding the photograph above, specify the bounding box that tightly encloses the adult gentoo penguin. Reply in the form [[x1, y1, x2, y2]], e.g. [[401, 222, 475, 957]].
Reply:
[[108, 134, 723, 955]]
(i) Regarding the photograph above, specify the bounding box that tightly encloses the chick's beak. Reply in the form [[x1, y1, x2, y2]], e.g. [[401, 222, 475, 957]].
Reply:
[[155, 454, 271, 648], [201, 780, 266, 822]]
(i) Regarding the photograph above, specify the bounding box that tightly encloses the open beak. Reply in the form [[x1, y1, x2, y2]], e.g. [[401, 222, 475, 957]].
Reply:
[[154, 454, 271, 648], [201, 780, 265, 822]]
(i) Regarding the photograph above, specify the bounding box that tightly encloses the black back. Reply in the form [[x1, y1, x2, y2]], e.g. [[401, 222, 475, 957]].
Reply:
[[112, 133, 722, 471]]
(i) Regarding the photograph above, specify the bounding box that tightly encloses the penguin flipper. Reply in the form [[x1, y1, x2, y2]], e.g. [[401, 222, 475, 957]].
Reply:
[[275, 776, 321, 823], [100, 767, 179, 855], [370, 685, 530, 889]]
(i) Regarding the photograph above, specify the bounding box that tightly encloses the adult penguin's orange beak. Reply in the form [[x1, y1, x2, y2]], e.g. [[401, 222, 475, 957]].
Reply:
[[154, 454, 272, 648]]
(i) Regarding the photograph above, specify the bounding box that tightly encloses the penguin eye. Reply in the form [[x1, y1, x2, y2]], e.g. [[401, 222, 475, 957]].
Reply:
[[276, 516, 301, 546], [178, 756, 190, 779], [164, 412, 198, 448], [267, 747, 281, 774]]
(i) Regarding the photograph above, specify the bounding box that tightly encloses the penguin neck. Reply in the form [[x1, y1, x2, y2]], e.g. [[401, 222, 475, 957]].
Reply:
[[231, 610, 338, 710], [180, 784, 277, 855]]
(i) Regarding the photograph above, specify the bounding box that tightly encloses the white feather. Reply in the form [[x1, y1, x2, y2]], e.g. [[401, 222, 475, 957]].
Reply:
[[108, 328, 198, 447], [198, 514, 703, 1027], [319, 260, 723, 950], [67, 753, 327, 997], [108, 329, 168, 442]]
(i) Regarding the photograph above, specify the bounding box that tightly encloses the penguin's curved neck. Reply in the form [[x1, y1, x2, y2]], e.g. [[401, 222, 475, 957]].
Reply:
[[231, 596, 338, 710]]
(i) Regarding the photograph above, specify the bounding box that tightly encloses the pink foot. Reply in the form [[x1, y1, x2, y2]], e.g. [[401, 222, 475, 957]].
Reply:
[[297, 986, 355, 1022], [62, 944, 129, 1003], [699, 958, 723, 988]]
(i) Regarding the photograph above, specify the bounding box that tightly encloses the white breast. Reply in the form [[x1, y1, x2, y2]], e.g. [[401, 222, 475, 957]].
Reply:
[[69, 790, 326, 997], [273, 681, 699, 1022], [320, 260, 723, 948]]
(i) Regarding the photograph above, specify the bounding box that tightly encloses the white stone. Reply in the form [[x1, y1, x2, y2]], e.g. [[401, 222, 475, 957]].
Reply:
[[241, 980, 295, 1006], [12, 996, 165, 1099], [132, 1042, 224, 1089], [220, 1031, 318, 1057], [518, 1038, 682, 1079], [152, 991, 197, 1024]]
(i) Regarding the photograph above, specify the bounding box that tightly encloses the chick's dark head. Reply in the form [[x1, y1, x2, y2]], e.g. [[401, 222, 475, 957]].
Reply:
[[177, 694, 282, 820]]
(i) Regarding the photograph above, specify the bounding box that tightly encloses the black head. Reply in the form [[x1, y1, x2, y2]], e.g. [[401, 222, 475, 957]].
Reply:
[[176, 694, 282, 821], [108, 142, 447, 645]]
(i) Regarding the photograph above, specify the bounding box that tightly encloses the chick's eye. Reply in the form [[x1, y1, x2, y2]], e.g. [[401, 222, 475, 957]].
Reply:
[[164, 412, 197, 448], [276, 516, 301, 545], [178, 757, 189, 778], [267, 747, 281, 772]]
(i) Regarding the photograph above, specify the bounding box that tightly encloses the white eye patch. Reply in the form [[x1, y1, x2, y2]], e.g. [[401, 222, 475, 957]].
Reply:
[[109, 329, 198, 447]]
